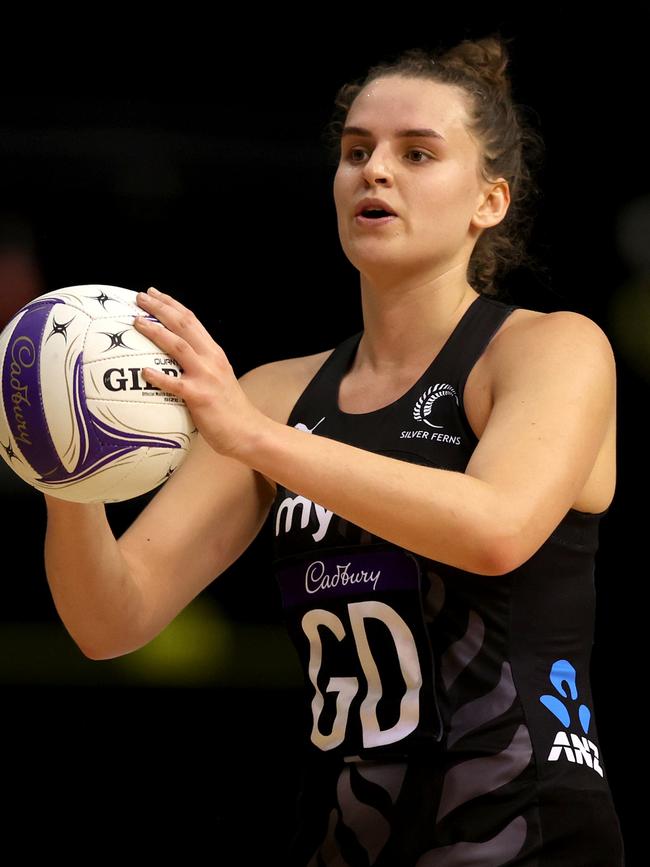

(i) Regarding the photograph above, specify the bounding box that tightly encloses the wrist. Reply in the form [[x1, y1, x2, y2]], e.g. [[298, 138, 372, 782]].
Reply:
[[225, 410, 278, 468], [43, 493, 105, 517]]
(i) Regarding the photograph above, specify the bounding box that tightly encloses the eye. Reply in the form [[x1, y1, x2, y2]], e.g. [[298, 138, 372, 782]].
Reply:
[[347, 147, 366, 162], [344, 147, 433, 163], [407, 149, 432, 163]]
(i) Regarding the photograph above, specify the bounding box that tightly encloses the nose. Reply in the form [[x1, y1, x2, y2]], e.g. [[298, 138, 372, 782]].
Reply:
[[360, 147, 393, 185]]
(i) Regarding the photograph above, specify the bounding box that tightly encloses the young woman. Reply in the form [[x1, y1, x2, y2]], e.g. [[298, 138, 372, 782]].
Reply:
[[43, 36, 625, 865]]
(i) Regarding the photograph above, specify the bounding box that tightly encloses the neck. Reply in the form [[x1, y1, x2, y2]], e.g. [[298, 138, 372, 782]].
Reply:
[[355, 268, 480, 374]]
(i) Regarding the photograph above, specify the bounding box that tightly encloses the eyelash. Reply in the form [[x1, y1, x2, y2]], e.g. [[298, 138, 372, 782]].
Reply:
[[345, 147, 433, 164]]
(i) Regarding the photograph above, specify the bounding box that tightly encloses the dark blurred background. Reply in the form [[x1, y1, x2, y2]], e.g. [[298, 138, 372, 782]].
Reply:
[[0, 15, 644, 862]]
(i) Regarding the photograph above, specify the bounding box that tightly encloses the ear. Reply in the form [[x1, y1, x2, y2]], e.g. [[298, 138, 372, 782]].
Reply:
[[472, 178, 510, 230]]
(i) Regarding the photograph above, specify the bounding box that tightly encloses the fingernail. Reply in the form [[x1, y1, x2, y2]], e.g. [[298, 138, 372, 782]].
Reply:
[[148, 287, 161, 296]]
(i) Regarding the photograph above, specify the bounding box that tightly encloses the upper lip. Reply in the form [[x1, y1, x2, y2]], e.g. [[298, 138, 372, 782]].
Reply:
[[354, 198, 398, 217]]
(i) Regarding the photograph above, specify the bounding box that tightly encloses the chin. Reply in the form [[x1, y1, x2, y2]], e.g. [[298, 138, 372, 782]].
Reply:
[[343, 237, 403, 263]]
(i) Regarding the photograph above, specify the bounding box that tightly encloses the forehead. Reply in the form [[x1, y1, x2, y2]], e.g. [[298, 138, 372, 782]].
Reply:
[[346, 76, 471, 148]]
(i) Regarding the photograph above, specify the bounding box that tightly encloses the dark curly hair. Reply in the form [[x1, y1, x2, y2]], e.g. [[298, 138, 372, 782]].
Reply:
[[321, 34, 547, 298]]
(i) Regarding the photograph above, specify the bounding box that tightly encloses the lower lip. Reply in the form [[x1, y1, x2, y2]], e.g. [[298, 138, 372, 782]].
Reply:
[[354, 214, 397, 226]]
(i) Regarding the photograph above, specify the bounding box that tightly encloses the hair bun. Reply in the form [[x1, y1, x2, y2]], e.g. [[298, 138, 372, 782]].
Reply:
[[439, 34, 514, 99]]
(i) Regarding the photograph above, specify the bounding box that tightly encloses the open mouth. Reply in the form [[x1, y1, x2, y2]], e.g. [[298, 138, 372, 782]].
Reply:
[[361, 208, 393, 218]]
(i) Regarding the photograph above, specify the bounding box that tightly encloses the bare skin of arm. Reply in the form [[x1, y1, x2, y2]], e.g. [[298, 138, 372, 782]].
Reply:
[[43, 368, 278, 660]]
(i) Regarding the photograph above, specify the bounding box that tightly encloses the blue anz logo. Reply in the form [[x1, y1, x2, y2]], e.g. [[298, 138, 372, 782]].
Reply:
[[540, 658, 604, 777]]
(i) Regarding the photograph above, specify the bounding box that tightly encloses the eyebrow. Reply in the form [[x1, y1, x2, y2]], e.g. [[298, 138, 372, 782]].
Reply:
[[340, 126, 447, 142]]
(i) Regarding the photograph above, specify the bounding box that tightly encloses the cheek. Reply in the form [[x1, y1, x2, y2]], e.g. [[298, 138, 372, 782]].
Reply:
[[333, 164, 351, 192], [333, 169, 355, 219], [332, 169, 344, 206], [417, 176, 476, 227]]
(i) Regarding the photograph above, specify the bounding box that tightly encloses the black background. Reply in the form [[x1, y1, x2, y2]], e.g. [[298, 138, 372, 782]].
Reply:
[[0, 14, 643, 863]]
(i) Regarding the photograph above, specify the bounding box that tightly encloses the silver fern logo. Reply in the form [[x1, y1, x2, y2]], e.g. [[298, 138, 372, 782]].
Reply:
[[400, 383, 462, 445], [413, 383, 458, 428]]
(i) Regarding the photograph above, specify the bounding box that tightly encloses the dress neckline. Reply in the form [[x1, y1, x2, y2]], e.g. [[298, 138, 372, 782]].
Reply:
[[335, 294, 483, 418]]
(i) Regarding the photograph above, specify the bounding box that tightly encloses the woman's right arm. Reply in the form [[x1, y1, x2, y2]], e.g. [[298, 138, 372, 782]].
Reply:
[[43, 366, 280, 660], [44, 496, 147, 660]]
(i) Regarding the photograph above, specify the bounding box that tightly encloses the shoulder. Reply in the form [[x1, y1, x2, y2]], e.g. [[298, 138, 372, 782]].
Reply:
[[486, 306, 617, 391], [238, 346, 336, 426]]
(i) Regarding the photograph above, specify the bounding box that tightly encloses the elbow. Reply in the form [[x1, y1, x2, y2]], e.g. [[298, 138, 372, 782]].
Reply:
[[73, 634, 109, 660], [78, 639, 109, 660], [482, 540, 518, 576], [59, 624, 102, 661], [79, 641, 138, 661], [80, 646, 103, 661], [480, 514, 522, 577], [73, 626, 146, 660], [58, 619, 122, 661], [447, 489, 527, 576]]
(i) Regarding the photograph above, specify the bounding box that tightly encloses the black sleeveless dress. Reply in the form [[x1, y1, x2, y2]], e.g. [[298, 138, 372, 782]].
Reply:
[[270, 293, 625, 866]]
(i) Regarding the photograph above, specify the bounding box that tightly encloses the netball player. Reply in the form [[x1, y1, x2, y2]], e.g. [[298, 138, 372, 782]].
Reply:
[[43, 35, 625, 865]]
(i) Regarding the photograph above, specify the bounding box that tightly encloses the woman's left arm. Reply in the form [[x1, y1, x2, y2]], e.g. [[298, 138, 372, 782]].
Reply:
[[134, 288, 615, 577]]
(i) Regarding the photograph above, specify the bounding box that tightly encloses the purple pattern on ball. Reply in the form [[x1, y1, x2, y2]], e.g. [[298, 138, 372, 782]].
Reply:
[[3, 299, 63, 474], [4, 298, 181, 490]]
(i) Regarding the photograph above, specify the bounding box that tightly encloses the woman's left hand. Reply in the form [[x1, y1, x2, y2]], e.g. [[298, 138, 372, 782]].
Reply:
[[133, 286, 265, 461]]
